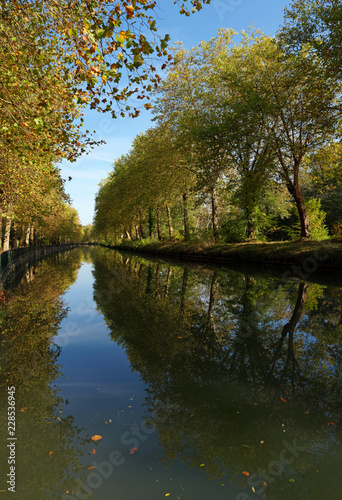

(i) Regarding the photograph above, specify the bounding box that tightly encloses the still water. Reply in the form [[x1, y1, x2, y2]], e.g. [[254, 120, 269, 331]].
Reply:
[[0, 246, 341, 499]]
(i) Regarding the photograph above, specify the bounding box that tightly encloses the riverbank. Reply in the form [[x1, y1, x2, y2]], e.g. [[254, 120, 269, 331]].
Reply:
[[108, 239, 342, 269]]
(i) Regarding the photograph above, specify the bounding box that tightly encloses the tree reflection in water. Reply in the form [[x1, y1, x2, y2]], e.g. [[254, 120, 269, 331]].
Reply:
[[92, 247, 342, 499], [0, 249, 94, 499]]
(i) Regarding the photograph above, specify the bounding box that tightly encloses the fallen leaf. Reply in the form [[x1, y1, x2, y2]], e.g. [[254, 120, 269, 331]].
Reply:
[[177, 336, 183, 339], [92, 449, 96, 454], [289, 478, 295, 483], [149, 465, 153, 471], [280, 398, 288, 403], [20, 407, 28, 412], [130, 447, 138, 455], [328, 422, 336, 425], [242, 471, 250, 477], [252, 486, 256, 493], [304, 412, 309, 415], [91, 435, 102, 442], [88, 466, 96, 470], [200, 464, 205, 467], [49, 451, 53, 456], [260, 441, 265, 444]]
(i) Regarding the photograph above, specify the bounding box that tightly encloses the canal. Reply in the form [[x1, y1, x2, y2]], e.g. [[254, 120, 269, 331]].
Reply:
[[0, 246, 341, 499]]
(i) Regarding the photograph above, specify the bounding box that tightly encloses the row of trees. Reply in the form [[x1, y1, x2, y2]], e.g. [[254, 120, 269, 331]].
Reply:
[[93, 3, 342, 243], [1, 1, 206, 250]]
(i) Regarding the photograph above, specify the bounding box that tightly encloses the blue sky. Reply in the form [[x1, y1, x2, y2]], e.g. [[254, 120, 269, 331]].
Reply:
[[61, 0, 290, 225]]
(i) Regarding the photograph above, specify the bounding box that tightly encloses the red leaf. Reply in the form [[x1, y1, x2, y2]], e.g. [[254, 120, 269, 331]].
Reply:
[[130, 447, 138, 455], [242, 471, 250, 477], [280, 398, 288, 403]]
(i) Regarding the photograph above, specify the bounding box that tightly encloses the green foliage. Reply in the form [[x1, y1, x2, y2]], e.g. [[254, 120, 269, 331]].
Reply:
[[283, 199, 329, 241]]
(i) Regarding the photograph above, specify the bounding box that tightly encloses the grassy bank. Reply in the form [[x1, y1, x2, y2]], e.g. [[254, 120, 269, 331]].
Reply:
[[109, 239, 342, 269]]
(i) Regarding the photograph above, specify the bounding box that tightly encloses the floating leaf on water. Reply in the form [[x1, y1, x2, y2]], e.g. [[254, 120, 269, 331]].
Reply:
[[49, 451, 53, 456], [328, 422, 336, 425], [242, 471, 250, 477], [130, 447, 138, 455], [289, 478, 295, 483], [88, 466, 96, 470], [91, 435, 102, 442], [260, 441, 264, 444], [280, 398, 288, 403], [20, 407, 28, 412], [92, 449, 96, 454], [200, 464, 205, 467], [252, 486, 256, 493]]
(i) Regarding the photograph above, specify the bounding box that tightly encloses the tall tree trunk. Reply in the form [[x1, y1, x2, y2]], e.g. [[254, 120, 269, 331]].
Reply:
[[148, 207, 154, 238], [165, 205, 173, 239], [211, 189, 219, 242], [290, 183, 310, 239], [19, 224, 25, 247], [125, 231, 131, 240], [183, 192, 190, 240], [156, 207, 162, 241], [25, 225, 31, 246], [135, 225, 140, 239], [11, 223, 18, 249], [3, 214, 12, 251], [285, 161, 310, 238], [30, 226, 35, 246], [138, 211, 145, 239], [245, 205, 258, 240]]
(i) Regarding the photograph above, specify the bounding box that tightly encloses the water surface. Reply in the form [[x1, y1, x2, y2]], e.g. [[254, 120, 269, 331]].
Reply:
[[1, 246, 341, 499]]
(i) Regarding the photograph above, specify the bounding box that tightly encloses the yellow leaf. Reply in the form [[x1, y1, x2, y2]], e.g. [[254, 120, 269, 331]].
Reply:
[[91, 435, 102, 442]]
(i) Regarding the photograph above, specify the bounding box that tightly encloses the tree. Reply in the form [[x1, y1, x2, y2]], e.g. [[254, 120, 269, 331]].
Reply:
[[244, 37, 341, 239], [279, 0, 342, 77]]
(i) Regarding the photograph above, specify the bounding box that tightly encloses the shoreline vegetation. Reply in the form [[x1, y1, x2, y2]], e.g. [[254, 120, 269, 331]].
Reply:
[[100, 239, 342, 270]]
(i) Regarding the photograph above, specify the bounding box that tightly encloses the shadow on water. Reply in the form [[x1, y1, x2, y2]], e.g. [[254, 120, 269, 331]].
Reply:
[[90, 246, 342, 500]]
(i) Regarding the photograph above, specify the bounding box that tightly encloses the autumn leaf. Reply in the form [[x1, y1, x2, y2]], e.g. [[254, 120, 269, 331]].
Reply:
[[88, 466, 96, 470], [129, 447, 138, 455], [280, 397, 288, 403], [92, 449, 96, 454], [328, 421, 336, 425], [49, 451, 53, 456], [242, 471, 250, 477], [91, 435, 102, 442], [20, 407, 28, 412], [125, 5, 135, 18]]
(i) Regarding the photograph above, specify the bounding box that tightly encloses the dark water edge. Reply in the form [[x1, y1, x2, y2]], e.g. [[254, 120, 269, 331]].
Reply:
[[0, 246, 341, 500]]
